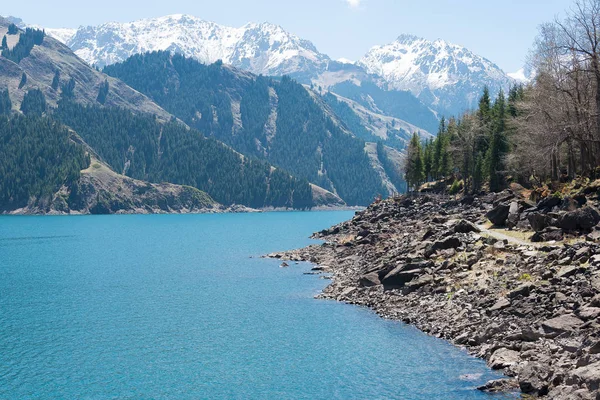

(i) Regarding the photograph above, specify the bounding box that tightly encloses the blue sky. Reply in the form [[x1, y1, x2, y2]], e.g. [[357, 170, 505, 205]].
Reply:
[[6, 0, 573, 72]]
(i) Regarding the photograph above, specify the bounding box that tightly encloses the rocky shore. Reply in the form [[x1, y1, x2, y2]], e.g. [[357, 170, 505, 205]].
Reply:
[[268, 190, 600, 399]]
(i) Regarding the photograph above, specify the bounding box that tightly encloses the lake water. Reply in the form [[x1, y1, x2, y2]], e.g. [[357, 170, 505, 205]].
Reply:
[[0, 212, 511, 399]]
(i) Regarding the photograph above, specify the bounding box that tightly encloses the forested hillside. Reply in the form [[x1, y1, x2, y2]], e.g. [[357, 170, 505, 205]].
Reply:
[[0, 114, 89, 211], [54, 100, 315, 209], [104, 51, 389, 204]]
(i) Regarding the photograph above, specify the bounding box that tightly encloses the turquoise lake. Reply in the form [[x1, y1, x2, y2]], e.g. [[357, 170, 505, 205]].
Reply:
[[0, 212, 510, 399]]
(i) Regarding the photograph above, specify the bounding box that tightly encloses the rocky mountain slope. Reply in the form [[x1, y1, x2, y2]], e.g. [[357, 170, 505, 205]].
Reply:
[[270, 189, 600, 399], [358, 34, 515, 116]]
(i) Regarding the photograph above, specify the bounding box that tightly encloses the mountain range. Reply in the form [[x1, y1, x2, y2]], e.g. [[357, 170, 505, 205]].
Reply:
[[0, 17, 412, 214], [31, 14, 523, 120]]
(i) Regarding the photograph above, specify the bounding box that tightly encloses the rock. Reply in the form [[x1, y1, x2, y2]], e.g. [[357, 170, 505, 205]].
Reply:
[[489, 298, 511, 312], [477, 378, 519, 393], [560, 207, 600, 231], [541, 314, 584, 337], [576, 307, 600, 321], [558, 265, 585, 279], [359, 272, 381, 288], [489, 348, 520, 369], [486, 203, 510, 226], [425, 236, 462, 257], [280, 262, 289, 268], [508, 283, 535, 299], [538, 196, 562, 210], [454, 219, 481, 234], [518, 362, 550, 395], [532, 227, 564, 242], [528, 212, 551, 232], [381, 266, 423, 289], [507, 201, 520, 228], [570, 361, 600, 391]]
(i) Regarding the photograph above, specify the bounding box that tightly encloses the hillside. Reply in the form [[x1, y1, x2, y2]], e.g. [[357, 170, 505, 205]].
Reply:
[[0, 18, 344, 212], [104, 51, 402, 204]]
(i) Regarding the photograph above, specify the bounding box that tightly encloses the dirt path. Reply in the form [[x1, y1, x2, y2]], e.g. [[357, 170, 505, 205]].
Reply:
[[477, 224, 543, 247]]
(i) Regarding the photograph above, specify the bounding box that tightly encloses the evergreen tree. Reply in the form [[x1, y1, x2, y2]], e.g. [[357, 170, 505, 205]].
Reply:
[[96, 79, 109, 104], [61, 78, 76, 99], [20, 89, 46, 116], [7, 23, 18, 35], [1, 35, 7, 50], [18, 73, 27, 89], [486, 90, 508, 192], [0, 89, 11, 115], [405, 132, 424, 192], [423, 138, 434, 181], [51, 70, 60, 91]]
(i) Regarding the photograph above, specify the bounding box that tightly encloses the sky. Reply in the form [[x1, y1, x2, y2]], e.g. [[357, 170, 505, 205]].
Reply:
[[4, 0, 574, 72]]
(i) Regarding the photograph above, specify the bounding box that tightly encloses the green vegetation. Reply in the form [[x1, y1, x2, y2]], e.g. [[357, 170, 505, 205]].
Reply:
[[18, 72, 26, 89], [51, 70, 60, 91], [20, 89, 47, 116], [54, 100, 314, 209], [104, 51, 385, 205], [0, 89, 11, 115], [96, 79, 109, 104], [7, 23, 18, 35], [1, 27, 45, 64], [0, 114, 89, 211]]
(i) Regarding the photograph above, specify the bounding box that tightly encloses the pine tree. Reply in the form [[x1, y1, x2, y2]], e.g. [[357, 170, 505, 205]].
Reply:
[[1, 35, 7, 50], [18, 73, 27, 89], [405, 132, 425, 192], [20, 89, 46, 116], [51, 70, 60, 91], [61, 78, 76, 99], [0, 89, 11, 115], [96, 79, 109, 104], [7, 23, 18, 35], [486, 90, 508, 192]]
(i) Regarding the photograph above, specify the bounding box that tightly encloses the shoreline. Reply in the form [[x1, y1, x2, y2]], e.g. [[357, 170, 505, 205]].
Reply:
[[267, 194, 600, 399], [1, 205, 361, 216]]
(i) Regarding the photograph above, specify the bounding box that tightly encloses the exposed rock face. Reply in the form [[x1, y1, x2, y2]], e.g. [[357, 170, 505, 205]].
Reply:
[[269, 193, 600, 398]]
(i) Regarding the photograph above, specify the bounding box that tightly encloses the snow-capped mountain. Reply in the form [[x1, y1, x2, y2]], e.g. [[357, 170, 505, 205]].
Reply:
[[54, 14, 329, 80], [358, 34, 515, 116], [508, 67, 535, 83]]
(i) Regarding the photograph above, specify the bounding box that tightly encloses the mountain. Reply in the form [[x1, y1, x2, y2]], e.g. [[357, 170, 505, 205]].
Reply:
[[508, 67, 535, 83], [358, 34, 515, 117], [104, 51, 404, 204], [0, 18, 344, 212], [53, 14, 329, 82], [39, 14, 439, 131]]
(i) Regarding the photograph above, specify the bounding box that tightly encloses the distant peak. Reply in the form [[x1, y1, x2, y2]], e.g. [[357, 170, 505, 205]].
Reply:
[[395, 34, 422, 44]]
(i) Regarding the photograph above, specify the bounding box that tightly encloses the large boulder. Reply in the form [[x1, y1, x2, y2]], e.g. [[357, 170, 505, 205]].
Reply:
[[541, 314, 584, 337], [528, 212, 551, 232], [381, 266, 423, 289], [507, 201, 520, 228], [486, 203, 510, 226], [518, 362, 551, 395], [454, 219, 481, 234], [538, 196, 562, 210], [425, 236, 462, 257], [569, 361, 600, 392], [489, 348, 520, 370], [559, 207, 600, 231]]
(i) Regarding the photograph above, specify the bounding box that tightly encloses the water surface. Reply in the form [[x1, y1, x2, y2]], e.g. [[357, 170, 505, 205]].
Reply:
[[0, 212, 510, 399]]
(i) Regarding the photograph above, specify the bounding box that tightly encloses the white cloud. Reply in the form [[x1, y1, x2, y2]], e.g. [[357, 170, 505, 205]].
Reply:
[[346, 0, 362, 8]]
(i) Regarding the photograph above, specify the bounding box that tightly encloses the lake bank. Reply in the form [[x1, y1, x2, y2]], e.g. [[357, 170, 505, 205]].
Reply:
[[269, 195, 600, 399]]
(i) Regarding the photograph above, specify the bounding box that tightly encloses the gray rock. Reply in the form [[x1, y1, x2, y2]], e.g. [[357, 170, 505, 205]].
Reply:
[[358, 272, 381, 288], [518, 362, 550, 395], [507, 201, 520, 228], [570, 361, 600, 391], [489, 298, 511, 311], [381, 266, 423, 289], [489, 348, 520, 369], [542, 314, 584, 337], [508, 283, 535, 299], [559, 207, 600, 231], [486, 203, 510, 226], [528, 212, 551, 232], [454, 219, 481, 234]]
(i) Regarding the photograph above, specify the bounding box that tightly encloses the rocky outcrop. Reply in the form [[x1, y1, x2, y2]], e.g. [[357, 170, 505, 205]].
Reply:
[[268, 193, 600, 399]]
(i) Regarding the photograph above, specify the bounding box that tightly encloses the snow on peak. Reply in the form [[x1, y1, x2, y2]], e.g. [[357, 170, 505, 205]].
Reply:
[[358, 34, 514, 115], [60, 14, 330, 77], [336, 58, 355, 65], [508, 67, 535, 83]]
